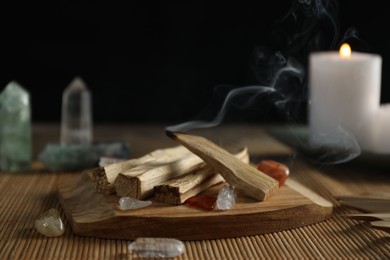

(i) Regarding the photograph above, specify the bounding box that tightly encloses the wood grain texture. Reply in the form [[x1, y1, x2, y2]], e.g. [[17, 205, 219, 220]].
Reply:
[[92, 145, 191, 194], [3, 124, 390, 259], [337, 196, 390, 212], [58, 172, 333, 240], [114, 153, 204, 199], [371, 220, 390, 233], [153, 147, 249, 204], [167, 132, 279, 201], [344, 213, 390, 221]]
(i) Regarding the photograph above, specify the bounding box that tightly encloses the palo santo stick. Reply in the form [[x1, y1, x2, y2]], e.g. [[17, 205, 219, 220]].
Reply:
[[337, 196, 390, 213], [343, 213, 390, 221], [92, 145, 192, 194], [167, 131, 279, 201], [154, 172, 222, 204], [154, 147, 249, 204], [114, 153, 204, 199]]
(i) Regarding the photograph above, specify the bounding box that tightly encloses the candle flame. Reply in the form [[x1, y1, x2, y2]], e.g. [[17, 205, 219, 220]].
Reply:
[[339, 43, 351, 58]]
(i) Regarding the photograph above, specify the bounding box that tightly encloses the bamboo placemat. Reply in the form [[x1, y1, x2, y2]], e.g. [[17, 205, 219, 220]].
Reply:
[[1, 161, 390, 259], [2, 124, 390, 259]]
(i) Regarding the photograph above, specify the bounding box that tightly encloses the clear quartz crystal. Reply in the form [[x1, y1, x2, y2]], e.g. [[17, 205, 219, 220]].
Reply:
[[60, 77, 92, 145], [215, 184, 236, 210], [128, 237, 185, 258], [35, 208, 65, 237], [0, 81, 31, 172], [119, 197, 152, 210]]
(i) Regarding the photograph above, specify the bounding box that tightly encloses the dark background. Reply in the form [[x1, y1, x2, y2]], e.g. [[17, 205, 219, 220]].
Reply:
[[1, 0, 389, 124]]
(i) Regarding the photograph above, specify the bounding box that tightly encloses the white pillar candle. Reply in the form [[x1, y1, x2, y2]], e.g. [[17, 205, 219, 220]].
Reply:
[[309, 44, 382, 151], [372, 104, 390, 153]]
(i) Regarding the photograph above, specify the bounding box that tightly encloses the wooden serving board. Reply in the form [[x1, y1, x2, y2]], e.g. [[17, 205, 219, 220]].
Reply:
[[58, 172, 333, 240]]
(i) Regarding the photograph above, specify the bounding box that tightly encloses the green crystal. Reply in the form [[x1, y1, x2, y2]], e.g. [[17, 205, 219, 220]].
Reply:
[[38, 141, 130, 172], [38, 144, 98, 172], [0, 81, 31, 172]]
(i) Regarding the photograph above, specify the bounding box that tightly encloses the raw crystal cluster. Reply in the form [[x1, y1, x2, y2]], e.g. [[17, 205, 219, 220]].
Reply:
[[119, 197, 152, 210], [38, 141, 130, 171], [215, 184, 236, 210], [35, 208, 65, 237], [60, 77, 92, 145], [38, 144, 98, 171], [128, 237, 185, 258], [0, 81, 31, 172], [94, 141, 131, 159]]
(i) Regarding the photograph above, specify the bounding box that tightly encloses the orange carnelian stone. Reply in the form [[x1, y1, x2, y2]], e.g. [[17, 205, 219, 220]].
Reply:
[[185, 195, 217, 211], [257, 160, 290, 186]]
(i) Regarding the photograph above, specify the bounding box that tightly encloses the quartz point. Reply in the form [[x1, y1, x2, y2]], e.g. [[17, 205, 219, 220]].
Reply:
[[128, 237, 185, 258], [60, 77, 92, 145], [119, 197, 152, 210], [0, 81, 31, 172], [215, 184, 236, 210], [35, 208, 65, 237]]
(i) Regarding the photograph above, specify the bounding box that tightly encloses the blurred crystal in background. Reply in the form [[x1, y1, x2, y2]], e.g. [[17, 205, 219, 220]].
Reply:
[[60, 77, 93, 145], [0, 81, 31, 172]]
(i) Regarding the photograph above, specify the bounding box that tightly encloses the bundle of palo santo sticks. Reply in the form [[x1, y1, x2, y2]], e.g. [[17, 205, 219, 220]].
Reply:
[[338, 195, 390, 233], [91, 132, 279, 204]]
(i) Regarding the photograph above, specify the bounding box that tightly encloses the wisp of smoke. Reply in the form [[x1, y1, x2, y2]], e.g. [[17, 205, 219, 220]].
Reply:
[[166, 0, 363, 165], [307, 126, 361, 165], [166, 57, 304, 132]]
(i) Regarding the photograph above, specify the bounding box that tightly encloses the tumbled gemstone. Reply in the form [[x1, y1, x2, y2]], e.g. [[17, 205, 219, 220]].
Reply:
[[185, 195, 217, 211], [215, 184, 236, 210], [35, 208, 65, 237], [128, 237, 185, 258], [257, 160, 290, 186], [119, 197, 152, 210]]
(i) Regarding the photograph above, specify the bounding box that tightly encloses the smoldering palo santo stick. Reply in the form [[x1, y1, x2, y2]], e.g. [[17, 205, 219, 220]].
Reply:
[[166, 131, 279, 201]]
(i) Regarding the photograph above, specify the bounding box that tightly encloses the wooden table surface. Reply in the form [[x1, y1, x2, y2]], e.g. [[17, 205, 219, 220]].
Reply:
[[1, 123, 390, 259]]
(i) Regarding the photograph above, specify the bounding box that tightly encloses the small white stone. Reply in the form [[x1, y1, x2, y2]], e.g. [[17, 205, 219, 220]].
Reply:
[[119, 197, 152, 210], [98, 157, 126, 167], [35, 208, 65, 237], [215, 184, 236, 210], [128, 237, 185, 258]]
